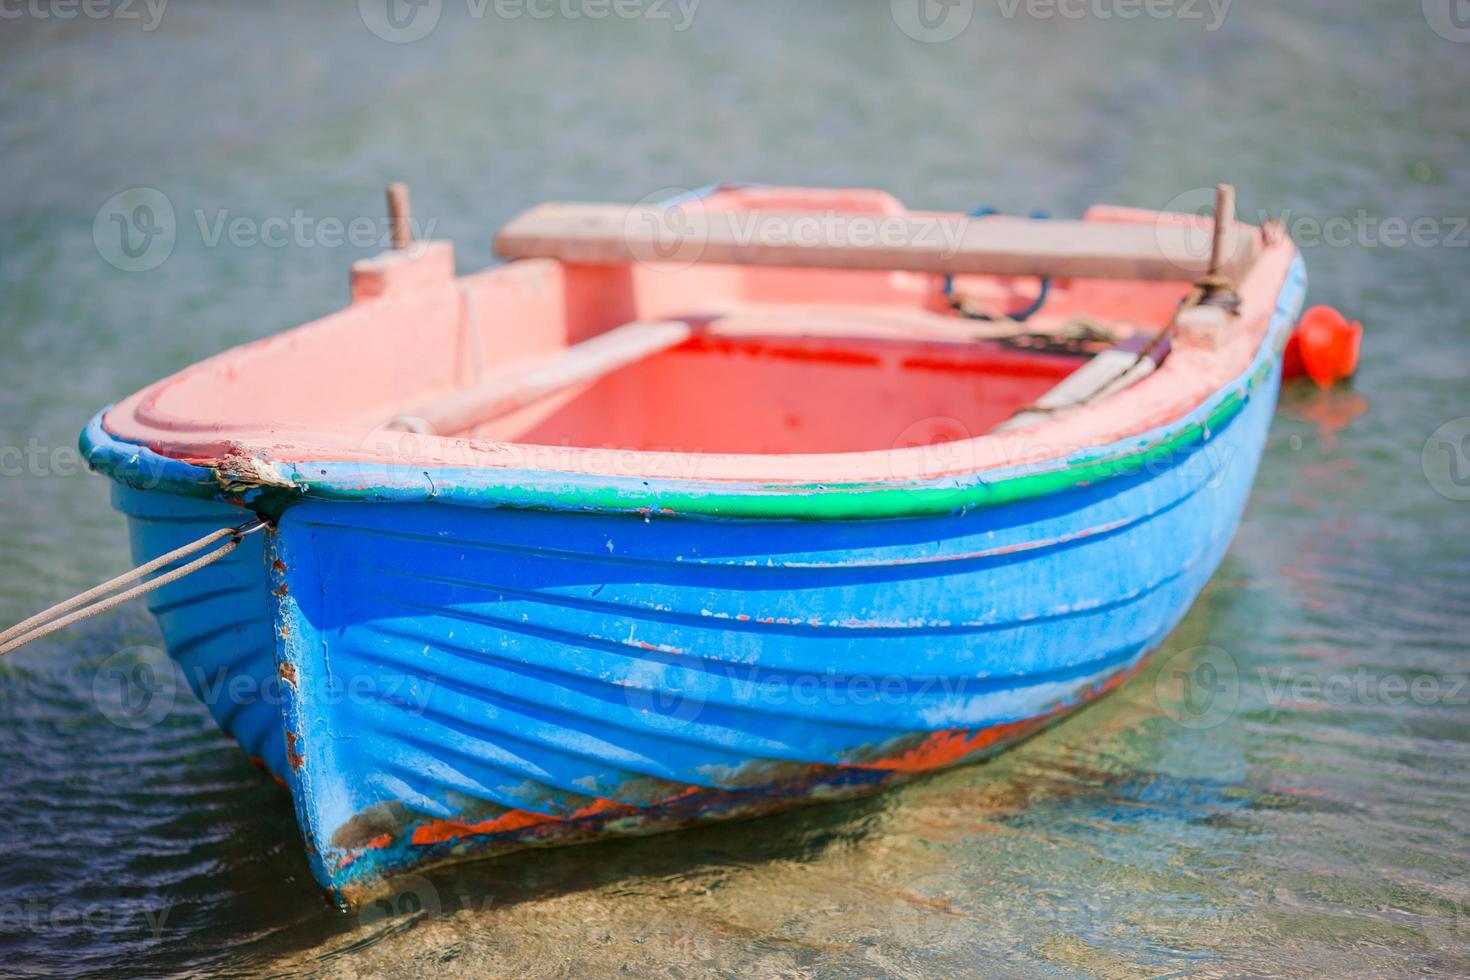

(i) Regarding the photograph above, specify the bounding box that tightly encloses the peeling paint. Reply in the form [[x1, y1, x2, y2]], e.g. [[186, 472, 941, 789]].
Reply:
[[324, 697, 1109, 905], [321, 668, 1138, 903], [285, 729, 304, 770]]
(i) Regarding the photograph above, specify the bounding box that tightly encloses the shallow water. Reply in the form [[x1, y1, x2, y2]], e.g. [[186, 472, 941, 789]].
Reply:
[[1, 2, 1468, 976]]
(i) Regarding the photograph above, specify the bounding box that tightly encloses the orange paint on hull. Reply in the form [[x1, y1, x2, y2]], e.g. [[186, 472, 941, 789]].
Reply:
[[407, 792, 669, 847], [853, 662, 1141, 773], [382, 670, 1142, 855], [856, 716, 1053, 774]]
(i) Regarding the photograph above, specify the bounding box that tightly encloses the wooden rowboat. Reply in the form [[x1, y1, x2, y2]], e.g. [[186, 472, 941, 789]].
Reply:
[[82, 184, 1307, 903]]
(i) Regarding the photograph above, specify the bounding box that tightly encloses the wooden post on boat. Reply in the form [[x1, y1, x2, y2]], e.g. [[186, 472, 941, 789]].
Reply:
[[350, 183, 454, 302], [387, 181, 413, 251], [1208, 184, 1236, 278], [1173, 183, 1241, 348]]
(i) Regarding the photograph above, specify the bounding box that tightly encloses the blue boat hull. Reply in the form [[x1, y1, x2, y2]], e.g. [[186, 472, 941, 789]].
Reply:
[[94, 263, 1307, 901]]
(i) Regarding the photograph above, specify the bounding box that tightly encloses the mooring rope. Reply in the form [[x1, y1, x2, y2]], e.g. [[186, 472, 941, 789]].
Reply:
[[0, 518, 267, 657]]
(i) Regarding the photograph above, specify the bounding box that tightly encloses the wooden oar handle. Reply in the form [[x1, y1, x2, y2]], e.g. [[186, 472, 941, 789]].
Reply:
[[1209, 184, 1236, 277], [387, 182, 412, 251]]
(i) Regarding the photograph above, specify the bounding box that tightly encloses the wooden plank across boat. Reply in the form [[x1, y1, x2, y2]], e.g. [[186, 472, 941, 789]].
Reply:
[[82, 183, 1307, 904], [495, 199, 1259, 281]]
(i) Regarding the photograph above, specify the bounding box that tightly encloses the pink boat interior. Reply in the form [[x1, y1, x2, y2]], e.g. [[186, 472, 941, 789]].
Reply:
[[102, 187, 1293, 484], [473, 334, 1076, 456]]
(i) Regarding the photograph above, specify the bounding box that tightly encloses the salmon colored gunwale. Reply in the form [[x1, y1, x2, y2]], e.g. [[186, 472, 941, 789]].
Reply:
[[81, 323, 1287, 524]]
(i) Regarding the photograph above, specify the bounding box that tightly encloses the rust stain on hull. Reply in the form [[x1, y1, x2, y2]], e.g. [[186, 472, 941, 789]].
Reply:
[[285, 729, 305, 770], [330, 668, 1137, 903]]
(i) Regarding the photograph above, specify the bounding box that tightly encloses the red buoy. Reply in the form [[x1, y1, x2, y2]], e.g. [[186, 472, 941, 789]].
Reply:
[[1283, 305, 1362, 387]]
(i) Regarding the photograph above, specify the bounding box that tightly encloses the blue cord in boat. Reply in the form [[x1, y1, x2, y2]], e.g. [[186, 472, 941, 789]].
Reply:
[[945, 207, 1052, 323]]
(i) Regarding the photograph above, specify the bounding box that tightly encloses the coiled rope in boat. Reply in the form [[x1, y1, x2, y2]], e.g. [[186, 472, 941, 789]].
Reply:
[[944, 206, 1053, 323], [0, 518, 267, 657]]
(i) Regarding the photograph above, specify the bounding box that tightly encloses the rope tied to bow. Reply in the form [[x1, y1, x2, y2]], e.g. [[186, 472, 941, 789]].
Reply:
[[0, 518, 268, 657]]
